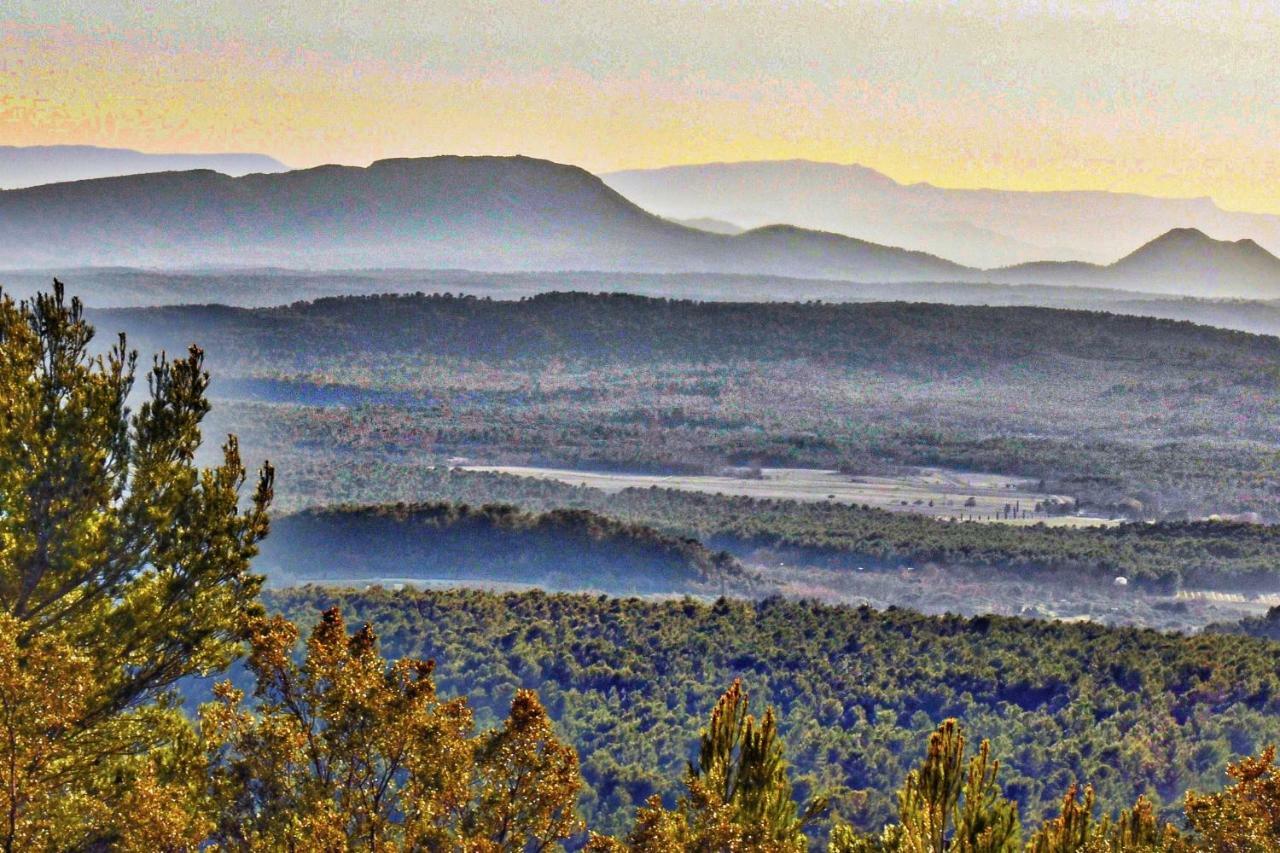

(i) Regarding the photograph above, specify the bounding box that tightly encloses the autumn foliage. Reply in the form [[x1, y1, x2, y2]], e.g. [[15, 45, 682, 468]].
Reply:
[[203, 607, 582, 850]]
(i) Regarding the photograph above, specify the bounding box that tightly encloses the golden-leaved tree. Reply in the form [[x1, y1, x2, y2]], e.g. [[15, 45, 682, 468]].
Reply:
[[1183, 746, 1280, 851], [0, 281, 272, 849], [203, 607, 584, 851]]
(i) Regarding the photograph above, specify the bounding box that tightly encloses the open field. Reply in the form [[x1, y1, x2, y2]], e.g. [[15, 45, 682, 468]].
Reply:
[[460, 464, 1116, 526], [1175, 590, 1280, 607]]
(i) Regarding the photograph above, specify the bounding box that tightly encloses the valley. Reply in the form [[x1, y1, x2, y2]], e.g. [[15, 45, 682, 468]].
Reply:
[[73, 290, 1280, 633], [100, 293, 1280, 525]]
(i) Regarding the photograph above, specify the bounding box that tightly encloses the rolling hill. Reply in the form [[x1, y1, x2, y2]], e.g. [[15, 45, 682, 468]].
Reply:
[[603, 159, 1280, 268], [993, 228, 1280, 298], [256, 502, 753, 595], [101, 290, 1280, 370], [0, 155, 966, 280], [0, 144, 287, 189]]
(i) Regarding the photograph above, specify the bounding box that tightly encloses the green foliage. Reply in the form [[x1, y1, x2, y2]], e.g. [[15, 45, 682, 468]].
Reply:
[[0, 281, 273, 715], [591, 680, 824, 852], [692, 680, 825, 845], [853, 720, 1021, 852], [258, 587, 1280, 840]]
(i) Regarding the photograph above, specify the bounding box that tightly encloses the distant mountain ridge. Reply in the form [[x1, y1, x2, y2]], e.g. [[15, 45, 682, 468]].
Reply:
[[602, 160, 1280, 268], [1, 154, 1279, 297], [0, 155, 968, 280], [0, 144, 288, 189]]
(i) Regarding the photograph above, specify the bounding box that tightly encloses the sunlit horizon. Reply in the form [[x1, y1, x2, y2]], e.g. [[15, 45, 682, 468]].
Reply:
[[4, 1, 1278, 214]]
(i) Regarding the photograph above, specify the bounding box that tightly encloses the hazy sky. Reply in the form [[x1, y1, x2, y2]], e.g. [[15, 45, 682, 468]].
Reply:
[[3, 1, 1277, 212]]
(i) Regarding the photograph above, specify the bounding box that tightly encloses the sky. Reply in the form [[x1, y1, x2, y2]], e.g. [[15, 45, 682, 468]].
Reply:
[[2, 1, 1277, 213]]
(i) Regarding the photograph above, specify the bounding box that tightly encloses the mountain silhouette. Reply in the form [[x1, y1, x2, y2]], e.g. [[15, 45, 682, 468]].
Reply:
[[0, 144, 287, 190], [0, 155, 967, 280], [603, 160, 1280, 268], [993, 228, 1280, 298], [3, 155, 1279, 298]]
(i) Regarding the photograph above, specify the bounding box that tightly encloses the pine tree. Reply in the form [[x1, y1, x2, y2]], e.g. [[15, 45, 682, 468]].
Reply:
[[832, 720, 1020, 853], [1026, 785, 1096, 853], [0, 281, 272, 713], [0, 281, 271, 847], [1026, 785, 1185, 852], [603, 679, 825, 852], [1183, 746, 1280, 850]]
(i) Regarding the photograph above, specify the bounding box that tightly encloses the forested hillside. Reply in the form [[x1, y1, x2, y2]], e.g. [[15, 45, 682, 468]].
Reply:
[[10, 267, 1280, 341], [259, 502, 752, 594], [108, 291, 1280, 367], [263, 586, 1280, 840]]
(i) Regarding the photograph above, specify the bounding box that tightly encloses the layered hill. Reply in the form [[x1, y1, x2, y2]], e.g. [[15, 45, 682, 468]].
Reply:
[[0, 144, 287, 189], [0, 155, 965, 280], [603, 159, 1280, 268], [256, 502, 753, 595], [993, 228, 1280, 298], [6, 155, 1278, 296]]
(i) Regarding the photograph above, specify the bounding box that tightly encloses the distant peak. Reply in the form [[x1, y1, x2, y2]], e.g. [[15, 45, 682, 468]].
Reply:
[[1135, 228, 1277, 256], [1128, 228, 1218, 254], [603, 159, 902, 187], [1157, 227, 1212, 240], [1114, 226, 1280, 276]]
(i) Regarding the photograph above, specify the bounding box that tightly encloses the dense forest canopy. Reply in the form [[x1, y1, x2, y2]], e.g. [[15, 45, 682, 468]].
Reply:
[[260, 586, 1280, 841]]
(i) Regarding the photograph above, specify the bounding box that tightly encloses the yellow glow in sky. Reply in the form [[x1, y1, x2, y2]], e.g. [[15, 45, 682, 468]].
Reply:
[[2, 1, 1277, 213]]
